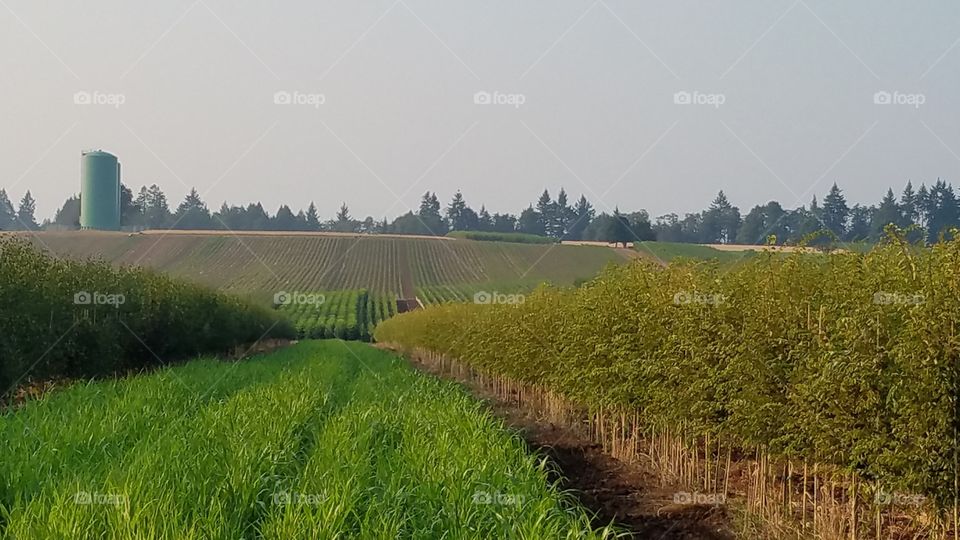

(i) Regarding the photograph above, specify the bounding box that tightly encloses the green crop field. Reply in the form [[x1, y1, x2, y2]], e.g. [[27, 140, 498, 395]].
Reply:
[[277, 289, 396, 341], [25, 231, 629, 303], [0, 341, 615, 539]]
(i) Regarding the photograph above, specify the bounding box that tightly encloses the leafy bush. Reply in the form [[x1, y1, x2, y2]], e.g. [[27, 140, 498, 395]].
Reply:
[[0, 238, 294, 396], [376, 232, 960, 509]]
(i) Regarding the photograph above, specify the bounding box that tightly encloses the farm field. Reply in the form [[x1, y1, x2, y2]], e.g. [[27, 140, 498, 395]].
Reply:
[[0, 341, 614, 539], [277, 289, 396, 341], [23, 231, 630, 303], [377, 236, 960, 538]]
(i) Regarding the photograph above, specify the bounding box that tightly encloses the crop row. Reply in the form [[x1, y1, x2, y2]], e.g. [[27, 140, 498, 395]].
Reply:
[[0, 237, 293, 398], [0, 341, 614, 539], [376, 233, 960, 524], [277, 290, 396, 341]]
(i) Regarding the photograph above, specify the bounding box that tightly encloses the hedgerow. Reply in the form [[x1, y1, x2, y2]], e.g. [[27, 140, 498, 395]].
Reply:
[[375, 232, 960, 511], [0, 237, 294, 396]]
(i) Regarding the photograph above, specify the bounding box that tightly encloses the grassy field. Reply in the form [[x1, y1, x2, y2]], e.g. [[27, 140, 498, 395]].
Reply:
[[26, 231, 629, 303], [0, 341, 614, 539], [634, 240, 758, 265]]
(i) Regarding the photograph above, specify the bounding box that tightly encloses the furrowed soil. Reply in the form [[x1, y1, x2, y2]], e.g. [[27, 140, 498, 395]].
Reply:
[[391, 348, 735, 539]]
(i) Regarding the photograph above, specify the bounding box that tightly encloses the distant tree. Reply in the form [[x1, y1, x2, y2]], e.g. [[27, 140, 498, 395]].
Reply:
[[119, 183, 139, 226], [916, 183, 931, 227], [305, 202, 321, 231], [172, 188, 212, 229], [900, 181, 918, 226], [626, 210, 655, 242], [17, 191, 38, 230], [491, 213, 517, 233], [736, 205, 766, 245], [0, 189, 18, 230], [273, 205, 299, 231], [846, 204, 873, 242], [871, 189, 901, 240], [925, 180, 959, 242], [142, 184, 172, 228], [390, 211, 431, 235], [517, 205, 544, 236], [566, 195, 594, 240], [700, 191, 741, 243], [330, 203, 358, 233], [552, 188, 573, 238], [821, 183, 849, 238], [416, 192, 445, 235], [535, 190, 553, 236], [446, 191, 477, 231], [477, 206, 494, 231], [53, 195, 81, 228]]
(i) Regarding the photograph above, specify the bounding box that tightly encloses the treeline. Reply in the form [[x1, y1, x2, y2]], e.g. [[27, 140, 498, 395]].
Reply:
[[7, 178, 960, 245], [375, 231, 960, 532], [0, 238, 295, 397]]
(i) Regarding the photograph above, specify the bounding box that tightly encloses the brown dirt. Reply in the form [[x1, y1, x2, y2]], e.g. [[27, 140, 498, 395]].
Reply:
[[394, 348, 735, 539]]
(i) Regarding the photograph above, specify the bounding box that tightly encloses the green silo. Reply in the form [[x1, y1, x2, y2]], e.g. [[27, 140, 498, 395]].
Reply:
[[79, 150, 121, 230]]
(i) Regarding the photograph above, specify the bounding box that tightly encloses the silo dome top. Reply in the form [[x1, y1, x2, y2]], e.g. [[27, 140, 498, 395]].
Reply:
[[81, 150, 117, 158]]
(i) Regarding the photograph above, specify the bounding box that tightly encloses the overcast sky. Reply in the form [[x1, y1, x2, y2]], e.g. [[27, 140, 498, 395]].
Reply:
[[2, 1, 959, 221]]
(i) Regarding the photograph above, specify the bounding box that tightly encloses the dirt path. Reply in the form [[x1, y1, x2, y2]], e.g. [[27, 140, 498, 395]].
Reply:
[[392, 348, 734, 539]]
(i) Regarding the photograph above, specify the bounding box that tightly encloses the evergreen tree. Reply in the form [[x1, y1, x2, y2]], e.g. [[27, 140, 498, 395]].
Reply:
[[925, 180, 959, 243], [53, 195, 81, 228], [305, 202, 320, 230], [900, 181, 918, 225], [916, 184, 931, 226], [477, 206, 494, 231], [172, 188, 212, 229], [143, 184, 172, 228], [871, 188, 901, 239], [535, 190, 553, 236], [553, 188, 572, 238], [273, 205, 299, 231], [846, 204, 873, 242], [17, 191, 38, 230], [567, 195, 594, 240], [417, 192, 444, 235], [701, 191, 741, 243], [445, 191, 474, 231], [517, 206, 544, 235], [492, 213, 517, 233], [821, 183, 849, 238]]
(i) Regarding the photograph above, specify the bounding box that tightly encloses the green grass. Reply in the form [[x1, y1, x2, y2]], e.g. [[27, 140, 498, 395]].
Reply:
[[0, 341, 615, 539], [635, 241, 756, 266]]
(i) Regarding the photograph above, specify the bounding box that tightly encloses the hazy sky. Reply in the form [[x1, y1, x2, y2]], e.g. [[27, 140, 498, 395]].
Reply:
[[2, 1, 959, 221]]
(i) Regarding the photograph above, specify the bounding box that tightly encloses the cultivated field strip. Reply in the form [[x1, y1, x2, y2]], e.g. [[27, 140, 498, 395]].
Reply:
[[28, 232, 628, 302], [0, 342, 615, 539]]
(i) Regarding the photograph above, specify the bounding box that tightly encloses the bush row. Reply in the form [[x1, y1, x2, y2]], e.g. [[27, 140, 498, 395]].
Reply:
[[375, 233, 960, 508], [0, 237, 295, 396]]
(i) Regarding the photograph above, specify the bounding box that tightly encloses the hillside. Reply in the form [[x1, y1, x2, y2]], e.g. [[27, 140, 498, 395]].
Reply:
[[23, 231, 630, 301]]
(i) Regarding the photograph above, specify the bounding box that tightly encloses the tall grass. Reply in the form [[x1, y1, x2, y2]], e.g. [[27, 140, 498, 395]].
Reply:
[[0, 341, 615, 539]]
